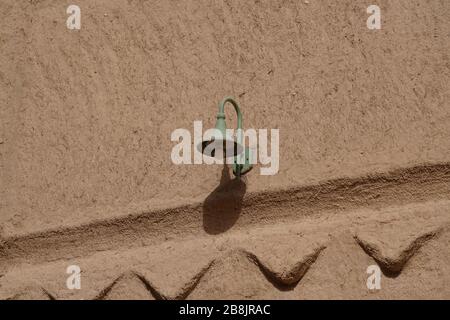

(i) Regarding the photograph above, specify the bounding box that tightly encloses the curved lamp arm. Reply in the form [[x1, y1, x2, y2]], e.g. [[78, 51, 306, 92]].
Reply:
[[215, 97, 244, 176], [212, 97, 252, 178], [217, 97, 243, 130]]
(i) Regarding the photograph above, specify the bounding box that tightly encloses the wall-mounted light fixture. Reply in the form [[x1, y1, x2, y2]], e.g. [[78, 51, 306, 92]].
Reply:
[[198, 97, 253, 178]]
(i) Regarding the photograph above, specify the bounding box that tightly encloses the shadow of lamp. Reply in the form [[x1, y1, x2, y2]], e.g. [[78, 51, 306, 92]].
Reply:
[[197, 97, 253, 178]]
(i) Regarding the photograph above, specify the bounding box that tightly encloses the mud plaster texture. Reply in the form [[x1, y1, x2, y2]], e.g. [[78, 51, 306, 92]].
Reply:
[[0, 0, 449, 299]]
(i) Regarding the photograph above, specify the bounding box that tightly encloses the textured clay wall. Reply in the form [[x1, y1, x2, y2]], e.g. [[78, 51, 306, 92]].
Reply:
[[1, 0, 449, 236]]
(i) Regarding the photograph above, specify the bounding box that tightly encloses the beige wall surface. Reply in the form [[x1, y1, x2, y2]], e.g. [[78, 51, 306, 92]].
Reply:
[[1, 0, 449, 235]]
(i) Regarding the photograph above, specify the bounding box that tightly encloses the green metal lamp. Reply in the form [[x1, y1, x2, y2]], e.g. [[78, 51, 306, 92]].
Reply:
[[199, 97, 253, 178]]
